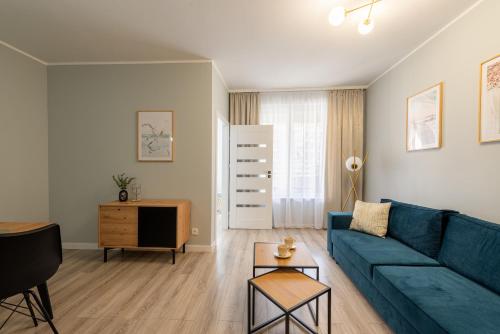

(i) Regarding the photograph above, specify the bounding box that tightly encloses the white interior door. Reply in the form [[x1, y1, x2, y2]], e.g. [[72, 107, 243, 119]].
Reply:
[[229, 125, 273, 229]]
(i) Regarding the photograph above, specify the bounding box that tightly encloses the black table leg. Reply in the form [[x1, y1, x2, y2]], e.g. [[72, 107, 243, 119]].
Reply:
[[316, 268, 319, 326], [252, 267, 256, 325], [328, 289, 331, 334], [172, 249, 176, 264], [285, 313, 290, 334], [247, 281, 251, 334], [37, 282, 53, 319]]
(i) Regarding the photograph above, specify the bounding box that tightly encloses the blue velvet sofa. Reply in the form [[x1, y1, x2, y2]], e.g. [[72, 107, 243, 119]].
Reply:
[[327, 199, 500, 334]]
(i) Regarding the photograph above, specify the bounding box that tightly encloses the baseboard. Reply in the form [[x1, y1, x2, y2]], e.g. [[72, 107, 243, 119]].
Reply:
[[62, 242, 98, 249], [62, 242, 216, 252], [186, 242, 216, 252]]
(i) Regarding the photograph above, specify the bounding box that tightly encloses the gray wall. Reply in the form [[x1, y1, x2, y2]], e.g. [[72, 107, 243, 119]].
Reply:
[[365, 0, 500, 223], [0, 44, 48, 220], [48, 62, 214, 245]]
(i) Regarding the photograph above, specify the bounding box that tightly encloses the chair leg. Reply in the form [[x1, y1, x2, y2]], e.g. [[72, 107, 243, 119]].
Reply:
[[23, 292, 38, 327], [37, 282, 53, 319], [0, 297, 24, 331], [28, 291, 59, 334]]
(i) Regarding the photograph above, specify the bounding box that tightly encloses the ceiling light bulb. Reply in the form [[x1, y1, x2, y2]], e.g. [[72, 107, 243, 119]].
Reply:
[[328, 6, 346, 27], [358, 18, 374, 35]]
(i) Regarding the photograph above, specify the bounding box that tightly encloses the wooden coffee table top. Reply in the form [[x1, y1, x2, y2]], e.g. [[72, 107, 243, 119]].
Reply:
[[254, 242, 318, 268], [250, 268, 329, 311]]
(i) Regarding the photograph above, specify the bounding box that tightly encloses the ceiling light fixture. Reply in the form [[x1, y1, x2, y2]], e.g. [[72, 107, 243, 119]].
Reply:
[[328, 0, 381, 35]]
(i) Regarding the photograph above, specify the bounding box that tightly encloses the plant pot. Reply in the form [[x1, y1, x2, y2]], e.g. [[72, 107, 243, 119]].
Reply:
[[119, 190, 128, 202]]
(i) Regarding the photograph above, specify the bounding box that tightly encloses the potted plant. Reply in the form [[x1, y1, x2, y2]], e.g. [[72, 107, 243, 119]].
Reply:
[[112, 173, 136, 202]]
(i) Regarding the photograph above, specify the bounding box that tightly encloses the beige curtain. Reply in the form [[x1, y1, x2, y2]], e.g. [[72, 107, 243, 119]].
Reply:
[[325, 89, 364, 217], [229, 92, 259, 125]]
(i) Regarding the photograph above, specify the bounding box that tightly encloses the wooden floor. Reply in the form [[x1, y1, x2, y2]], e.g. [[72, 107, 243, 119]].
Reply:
[[0, 228, 392, 334]]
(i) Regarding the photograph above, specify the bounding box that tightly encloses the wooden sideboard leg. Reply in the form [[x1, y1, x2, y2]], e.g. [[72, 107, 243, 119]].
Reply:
[[172, 249, 176, 265], [182, 243, 186, 253], [121, 248, 125, 256], [104, 248, 108, 263]]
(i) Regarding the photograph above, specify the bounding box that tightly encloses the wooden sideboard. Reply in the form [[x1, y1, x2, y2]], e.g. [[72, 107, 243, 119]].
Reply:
[[98, 199, 191, 264]]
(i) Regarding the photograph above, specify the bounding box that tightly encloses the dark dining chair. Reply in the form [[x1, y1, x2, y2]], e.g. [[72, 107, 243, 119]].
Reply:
[[0, 224, 62, 333]]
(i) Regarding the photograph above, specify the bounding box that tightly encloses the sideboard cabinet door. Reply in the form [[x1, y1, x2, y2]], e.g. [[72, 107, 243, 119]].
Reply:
[[138, 207, 177, 248]]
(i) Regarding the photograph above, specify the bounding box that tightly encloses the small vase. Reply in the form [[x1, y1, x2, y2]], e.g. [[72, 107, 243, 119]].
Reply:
[[119, 190, 128, 202]]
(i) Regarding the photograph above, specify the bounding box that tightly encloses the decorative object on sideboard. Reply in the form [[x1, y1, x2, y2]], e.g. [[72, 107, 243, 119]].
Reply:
[[137, 110, 174, 162], [479, 54, 500, 143], [406, 82, 443, 152], [112, 173, 136, 202], [328, 0, 381, 35], [130, 182, 142, 202], [342, 153, 368, 211]]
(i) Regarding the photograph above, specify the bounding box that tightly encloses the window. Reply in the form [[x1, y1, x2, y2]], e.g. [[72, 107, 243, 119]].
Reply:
[[260, 91, 328, 228]]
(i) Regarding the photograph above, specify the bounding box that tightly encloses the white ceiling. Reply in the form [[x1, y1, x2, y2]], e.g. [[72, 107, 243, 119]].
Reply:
[[0, 0, 479, 90]]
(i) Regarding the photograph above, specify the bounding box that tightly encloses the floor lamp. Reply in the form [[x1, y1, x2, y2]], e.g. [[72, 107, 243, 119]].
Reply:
[[341, 153, 368, 211]]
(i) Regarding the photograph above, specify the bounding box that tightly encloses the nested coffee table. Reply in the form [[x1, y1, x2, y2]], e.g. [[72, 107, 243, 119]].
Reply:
[[248, 268, 331, 334], [252, 242, 320, 326]]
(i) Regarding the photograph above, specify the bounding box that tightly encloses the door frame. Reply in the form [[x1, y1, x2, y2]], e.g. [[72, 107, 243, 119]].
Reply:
[[215, 116, 230, 234]]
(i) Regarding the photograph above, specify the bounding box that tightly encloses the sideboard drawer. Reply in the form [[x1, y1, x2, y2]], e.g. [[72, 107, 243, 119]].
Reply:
[[99, 206, 137, 247], [100, 206, 136, 224]]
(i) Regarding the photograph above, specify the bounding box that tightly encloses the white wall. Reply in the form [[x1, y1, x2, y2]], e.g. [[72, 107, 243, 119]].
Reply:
[[48, 63, 215, 245], [365, 0, 500, 223], [0, 44, 48, 220]]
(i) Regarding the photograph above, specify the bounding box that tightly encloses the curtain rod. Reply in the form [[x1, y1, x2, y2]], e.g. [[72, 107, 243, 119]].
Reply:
[[229, 86, 367, 93]]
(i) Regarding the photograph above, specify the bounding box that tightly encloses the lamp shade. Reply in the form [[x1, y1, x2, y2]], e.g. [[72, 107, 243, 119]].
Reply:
[[328, 6, 346, 26], [358, 18, 375, 35], [345, 156, 363, 172]]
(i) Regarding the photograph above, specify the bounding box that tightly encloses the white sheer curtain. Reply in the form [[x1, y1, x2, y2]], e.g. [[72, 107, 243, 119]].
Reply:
[[260, 91, 328, 229]]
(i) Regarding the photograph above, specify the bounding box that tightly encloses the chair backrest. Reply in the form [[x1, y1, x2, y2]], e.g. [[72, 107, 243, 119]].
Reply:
[[0, 224, 62, 299]]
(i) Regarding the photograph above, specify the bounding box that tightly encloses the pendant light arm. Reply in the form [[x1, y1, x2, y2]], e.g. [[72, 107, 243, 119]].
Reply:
[[345, 0, 381, 15]]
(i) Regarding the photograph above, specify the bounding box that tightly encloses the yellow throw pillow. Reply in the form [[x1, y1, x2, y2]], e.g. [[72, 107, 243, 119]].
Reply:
[[350, 200, 391, 238]]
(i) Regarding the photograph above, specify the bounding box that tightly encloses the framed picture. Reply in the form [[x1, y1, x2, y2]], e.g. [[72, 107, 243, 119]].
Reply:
[[406, 82, 443, 152], [479, 54, 500, 143], [137, 110, 174, 161]]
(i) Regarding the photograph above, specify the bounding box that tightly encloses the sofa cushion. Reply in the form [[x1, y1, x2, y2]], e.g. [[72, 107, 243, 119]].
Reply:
[[332, 230, 439, 280], [350, 200, 391, 238], [438, 213, 500, 295], [381, 199, 448, 259], [374, 266, 500, 334]]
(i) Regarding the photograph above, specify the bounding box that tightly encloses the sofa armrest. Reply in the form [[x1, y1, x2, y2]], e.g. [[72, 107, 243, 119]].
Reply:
[[327, 211, 353, 255]]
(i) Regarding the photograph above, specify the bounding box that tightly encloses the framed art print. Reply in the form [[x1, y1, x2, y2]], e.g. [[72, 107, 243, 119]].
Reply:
[[479, 54, 500, 143], [137, 110, 174, 161], [406, 82, 443, 152]]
